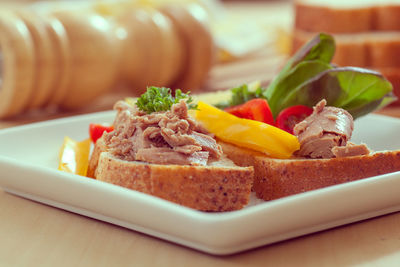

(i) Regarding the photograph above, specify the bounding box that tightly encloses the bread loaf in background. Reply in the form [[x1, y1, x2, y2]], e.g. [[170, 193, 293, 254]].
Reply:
[[292, 0, 400, 104], [294, 0, 400, 33], [0, 0, 217, 118]]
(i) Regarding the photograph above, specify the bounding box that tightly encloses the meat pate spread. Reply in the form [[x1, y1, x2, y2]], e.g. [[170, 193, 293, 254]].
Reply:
[[293, 99, 370, 159], [103, 100, 223, 166]]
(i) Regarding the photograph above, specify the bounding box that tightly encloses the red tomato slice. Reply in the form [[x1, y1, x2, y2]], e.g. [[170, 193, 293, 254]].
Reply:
[[89, 123, 114, 143], [276, 105, 313, 134], [224, 98, 274, 125]]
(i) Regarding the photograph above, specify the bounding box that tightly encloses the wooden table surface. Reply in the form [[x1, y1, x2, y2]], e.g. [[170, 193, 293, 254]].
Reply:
[[1, 1, 400, 266]]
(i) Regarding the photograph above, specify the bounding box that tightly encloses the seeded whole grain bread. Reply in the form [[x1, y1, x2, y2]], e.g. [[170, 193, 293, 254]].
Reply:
[[219, 141, 400, 201], [87, 134, 107, 179], [88, 136, 254, 212]]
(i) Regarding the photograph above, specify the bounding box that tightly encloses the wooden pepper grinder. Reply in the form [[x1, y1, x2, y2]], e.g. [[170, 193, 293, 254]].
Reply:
[[0, 11, 35, 118], [15, 10, 58, 110], [51, 10, 121, 110], [0, 1, 216, 118], [117, 7, 184, 94]]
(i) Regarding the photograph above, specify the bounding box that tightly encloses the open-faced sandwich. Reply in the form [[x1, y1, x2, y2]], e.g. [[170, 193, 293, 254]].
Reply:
[[193, 33, 400, 201], [86, 87, 253, 212], [59, 33, 400, 211], [210, 99, 400, 201]]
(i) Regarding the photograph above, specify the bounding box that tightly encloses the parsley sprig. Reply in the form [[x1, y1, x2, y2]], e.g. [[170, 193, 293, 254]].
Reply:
[[135, 86, 197, 114]]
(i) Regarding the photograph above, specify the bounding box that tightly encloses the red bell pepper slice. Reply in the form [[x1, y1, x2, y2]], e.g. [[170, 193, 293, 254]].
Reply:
[[276, 105, 313, 134], [89, 123, 114, 143], [224, 98, 274, 125]]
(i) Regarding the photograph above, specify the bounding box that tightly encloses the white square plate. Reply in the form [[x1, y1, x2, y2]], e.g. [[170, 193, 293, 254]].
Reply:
[[1, 111, 400, 255]]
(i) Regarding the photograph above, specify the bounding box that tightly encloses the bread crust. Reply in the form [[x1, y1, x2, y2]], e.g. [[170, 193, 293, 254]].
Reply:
[[87, 134, 107, 178], [295, 2, 373, 34], [368, 38, 400, 68], [89, 135, 254, 211], [294, 0, 400, 33], [378, 67, 400, 105], [219, 141, 400, 201], [95, 152, 254, 211], [374, 5, 400, 31], [292, 30, 400, 68]]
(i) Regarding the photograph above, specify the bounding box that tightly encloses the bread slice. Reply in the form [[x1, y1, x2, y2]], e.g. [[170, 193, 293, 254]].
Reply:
[[294, 0, 400, 33], [88, 136, 254, 211], [292, 30, 400, 68], [294, 0, 373, 34], [374, 4, 400, 31], [95, 152, 253, 211], [378, 67, 400, 105], [87, 134, 108, 179], [219, 141, 400, 201]]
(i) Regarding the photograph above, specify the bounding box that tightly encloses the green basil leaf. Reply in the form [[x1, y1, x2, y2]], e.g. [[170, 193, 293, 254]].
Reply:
[[282, 67, 396, 119], [344, 94, 395, 119], [216, 32, 395, 120], [291, 32, 336, 66], [265, 33, 335, 101], [266, 60, 333, 117]]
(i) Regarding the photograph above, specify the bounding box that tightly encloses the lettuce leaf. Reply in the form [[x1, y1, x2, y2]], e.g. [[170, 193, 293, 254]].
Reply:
[[265, 60, 333, 117], [220, 32, 396, 119], [281, 67, 395, 119], [265, 33, 335, 103]]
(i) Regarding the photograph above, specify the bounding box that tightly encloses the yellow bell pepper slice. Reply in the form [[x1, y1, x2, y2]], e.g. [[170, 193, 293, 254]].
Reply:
[[195, 101, 300, 159], [58, 136, 91, 176]]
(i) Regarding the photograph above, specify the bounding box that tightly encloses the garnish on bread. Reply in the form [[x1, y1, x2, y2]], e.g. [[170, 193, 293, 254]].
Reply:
[[87, 87, 254, 212]]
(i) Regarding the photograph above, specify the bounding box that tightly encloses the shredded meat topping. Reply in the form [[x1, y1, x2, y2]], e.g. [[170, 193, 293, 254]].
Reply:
[[332, 142, 371, 158], [293, 99, 369, 159], [104, 100, 222, 166]]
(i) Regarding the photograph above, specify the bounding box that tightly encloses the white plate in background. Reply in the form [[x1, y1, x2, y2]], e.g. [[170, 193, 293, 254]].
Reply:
[[0, 111, 400, 255]]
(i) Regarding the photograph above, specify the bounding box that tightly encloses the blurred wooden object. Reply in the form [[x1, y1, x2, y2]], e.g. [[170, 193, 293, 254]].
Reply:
[[118, 8, 184, 91], [43, 15, 72, 106], [0, 0, 217, 118], [53, 11, 120, 110], [162, 3, 215, 91], [0, 11, 34, 118], [16, 10, 57, 110]]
